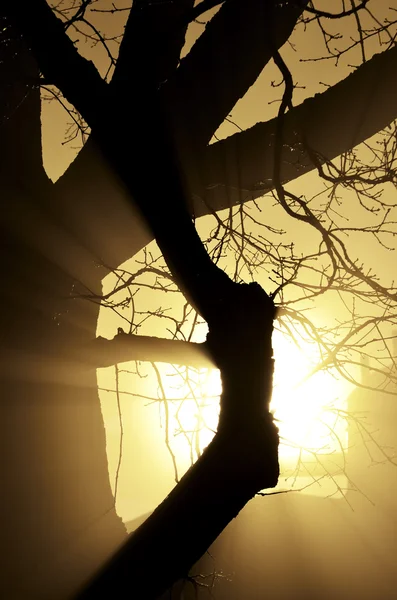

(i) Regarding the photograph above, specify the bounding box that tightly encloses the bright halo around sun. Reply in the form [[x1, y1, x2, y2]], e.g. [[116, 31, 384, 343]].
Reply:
[[271, 331, 352, 480], [159, 328, 353, 495]]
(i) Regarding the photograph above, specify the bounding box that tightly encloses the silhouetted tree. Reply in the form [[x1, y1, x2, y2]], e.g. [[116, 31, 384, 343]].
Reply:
[[2, 1, 397, 598]]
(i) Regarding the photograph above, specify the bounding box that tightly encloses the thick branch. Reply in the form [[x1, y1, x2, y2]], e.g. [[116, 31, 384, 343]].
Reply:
[[111, 0, 194, 95], [0, 15, 49, 189], [163, 0, 307, 150], [193, 43, 397, 214], [76, 290, 278, 596], [82, 331, 214, 370], [8, 0, 107, 124]]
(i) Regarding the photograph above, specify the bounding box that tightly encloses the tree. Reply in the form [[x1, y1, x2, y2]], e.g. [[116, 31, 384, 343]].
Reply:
[[2, 1, 397, 598]]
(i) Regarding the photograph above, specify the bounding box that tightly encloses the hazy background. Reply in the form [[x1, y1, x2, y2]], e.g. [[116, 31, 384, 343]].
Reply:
[[26, 1, 397, 597]]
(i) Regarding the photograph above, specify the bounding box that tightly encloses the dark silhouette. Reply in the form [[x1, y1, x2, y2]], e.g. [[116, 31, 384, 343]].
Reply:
[[2, 2, 397, 598]]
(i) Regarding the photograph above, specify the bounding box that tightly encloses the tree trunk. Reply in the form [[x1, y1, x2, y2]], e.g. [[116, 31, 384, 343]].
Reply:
[[0, 188, 127, 600], [76, 282, 279, 599], [0, 21, 126, 598], [76, 421, 278, 599]]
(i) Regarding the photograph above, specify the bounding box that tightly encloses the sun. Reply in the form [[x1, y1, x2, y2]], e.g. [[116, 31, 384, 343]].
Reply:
[[158, 328, 352, 494], [96, 246, 352, 498], [271, 332, 351, 452], [271, 331, 352, 485], [97, 296, 353, 516]]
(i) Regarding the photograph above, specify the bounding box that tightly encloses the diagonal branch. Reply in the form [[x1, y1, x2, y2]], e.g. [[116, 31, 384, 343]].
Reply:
[[7, 1, 107, 124], [163, 0, 308, 150], [191, 42, 397, 215], [111, 0, 194, 96], [0, 14, 49, 188]]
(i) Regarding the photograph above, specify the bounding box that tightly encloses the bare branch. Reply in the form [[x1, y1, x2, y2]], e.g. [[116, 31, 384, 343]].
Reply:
[[304, 0, 369, 20], [82, 331, 214, 369]]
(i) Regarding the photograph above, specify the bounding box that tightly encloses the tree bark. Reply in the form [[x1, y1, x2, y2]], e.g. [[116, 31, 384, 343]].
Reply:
[[0, 15, 126, 599]]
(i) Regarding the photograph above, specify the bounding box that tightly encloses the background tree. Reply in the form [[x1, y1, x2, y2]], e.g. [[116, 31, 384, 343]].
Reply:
[[2, 1, 397, 598]]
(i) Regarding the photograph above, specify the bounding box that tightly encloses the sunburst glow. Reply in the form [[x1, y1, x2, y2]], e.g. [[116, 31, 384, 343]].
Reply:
[[157, 329, 352, 494], [97, 254, 354, 510], [271, 332, 351, 460]]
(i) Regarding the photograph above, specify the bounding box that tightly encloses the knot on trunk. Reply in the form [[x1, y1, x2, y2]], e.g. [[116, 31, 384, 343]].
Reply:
[[205, 281, 278, 440], [206, 281, 276, 371]]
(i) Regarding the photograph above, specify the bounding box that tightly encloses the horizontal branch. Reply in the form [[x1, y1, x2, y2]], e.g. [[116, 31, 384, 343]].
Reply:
[[80, 331, 214, 369]]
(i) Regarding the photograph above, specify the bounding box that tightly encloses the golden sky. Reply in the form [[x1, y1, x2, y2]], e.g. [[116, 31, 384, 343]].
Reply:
[[41, 1, 397, 523]]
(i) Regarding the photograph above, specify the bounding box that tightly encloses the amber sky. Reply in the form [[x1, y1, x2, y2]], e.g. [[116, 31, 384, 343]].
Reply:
[[40, 1, 397, 523]]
